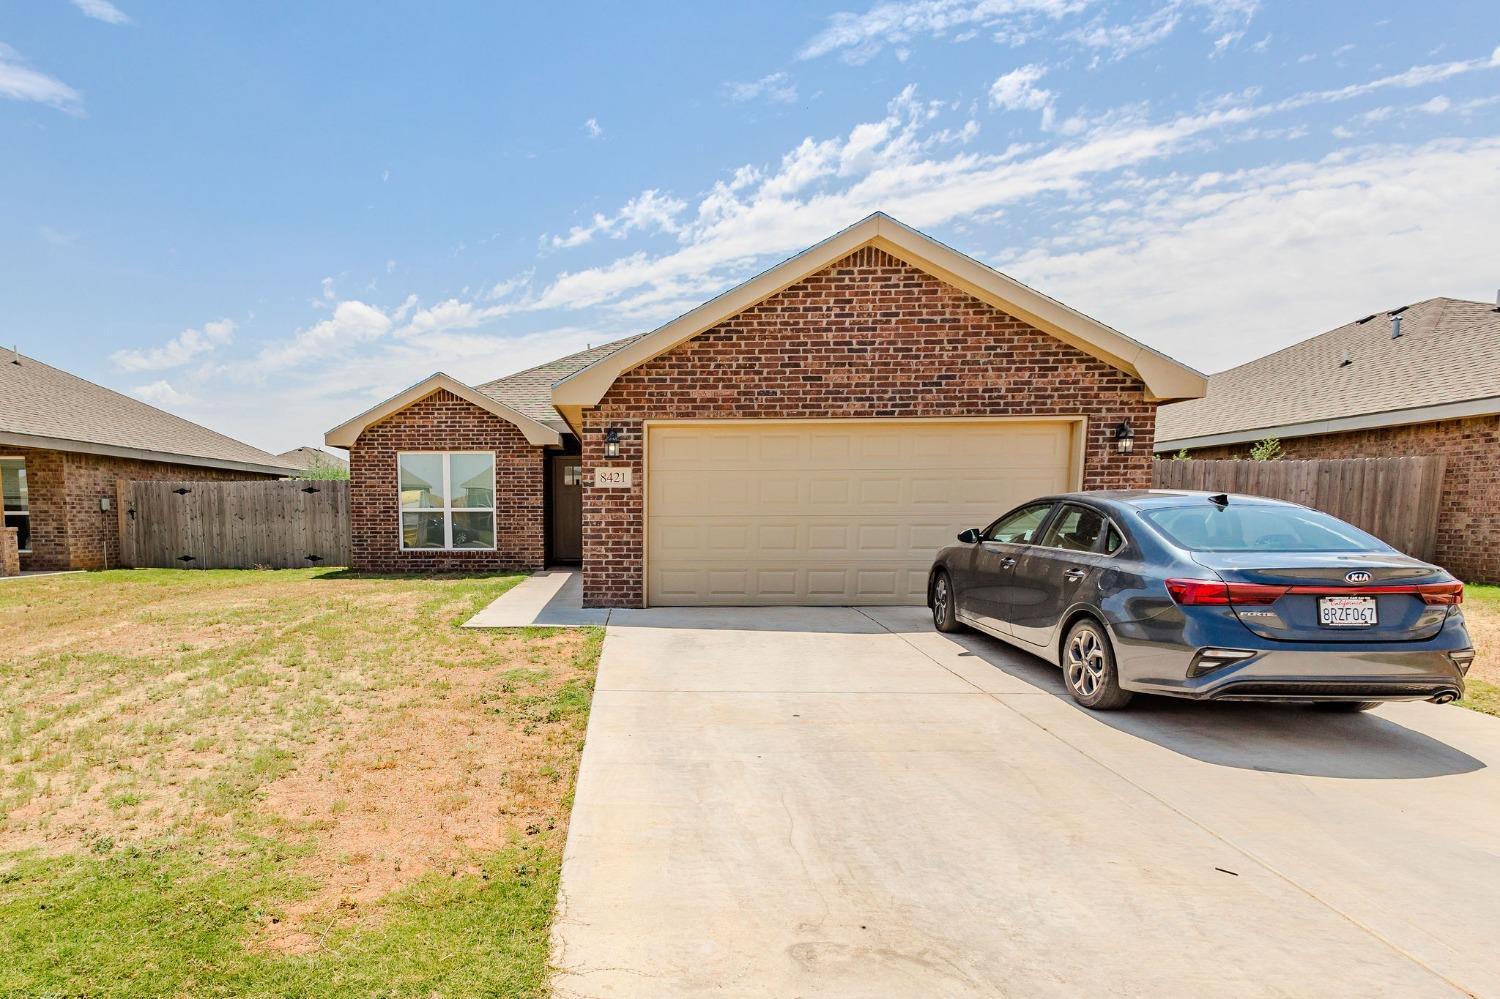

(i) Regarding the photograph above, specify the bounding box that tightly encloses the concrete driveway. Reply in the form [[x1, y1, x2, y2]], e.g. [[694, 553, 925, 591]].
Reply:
[[552, 606, 1500, 998]]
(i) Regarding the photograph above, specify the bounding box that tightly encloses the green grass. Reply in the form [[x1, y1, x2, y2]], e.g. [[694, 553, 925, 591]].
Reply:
[[0, 838, 559, 998], [1458, 677, 1500, 718], [1457, 584, 1500, 718], [0, 568, 602, 998]]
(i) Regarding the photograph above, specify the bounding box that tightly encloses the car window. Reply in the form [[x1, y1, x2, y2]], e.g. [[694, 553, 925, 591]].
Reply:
[[1103, 525, 1125, 555], [983, 502, 1054, 545], [1140, 504, 1392, 553], [1038, 504, 1107, 553]]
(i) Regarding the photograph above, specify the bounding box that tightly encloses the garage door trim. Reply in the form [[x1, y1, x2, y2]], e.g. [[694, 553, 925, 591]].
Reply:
[[641, 416, 1087, 607]]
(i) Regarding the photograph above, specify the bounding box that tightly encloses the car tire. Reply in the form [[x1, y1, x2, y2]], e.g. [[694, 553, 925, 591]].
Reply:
[[1063, 619, 1132, 711], [931, 570, 965, 633], [1312, 701, 1383, 713]]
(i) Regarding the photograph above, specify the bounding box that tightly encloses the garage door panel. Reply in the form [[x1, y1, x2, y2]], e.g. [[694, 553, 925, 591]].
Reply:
[[647, 422, 1075, 606]]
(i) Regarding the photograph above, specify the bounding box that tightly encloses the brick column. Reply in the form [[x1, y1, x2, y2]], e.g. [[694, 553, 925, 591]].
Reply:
[[1, 527, 18, 577]]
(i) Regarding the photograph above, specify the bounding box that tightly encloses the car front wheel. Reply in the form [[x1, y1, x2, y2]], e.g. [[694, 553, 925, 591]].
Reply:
[[1063, 619, 1132, 711], [931, 570, 964, 633]]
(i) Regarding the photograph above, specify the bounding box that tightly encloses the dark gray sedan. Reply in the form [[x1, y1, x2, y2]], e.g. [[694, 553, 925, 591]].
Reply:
[[927, 490, 1475, 711]]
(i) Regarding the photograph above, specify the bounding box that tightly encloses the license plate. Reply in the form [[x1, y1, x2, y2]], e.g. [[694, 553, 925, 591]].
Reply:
[[1319, 595, 1377, 627]]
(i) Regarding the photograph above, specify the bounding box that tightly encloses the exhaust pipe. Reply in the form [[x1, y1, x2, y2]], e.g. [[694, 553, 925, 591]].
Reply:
[[1429, 690, 1460, 704]]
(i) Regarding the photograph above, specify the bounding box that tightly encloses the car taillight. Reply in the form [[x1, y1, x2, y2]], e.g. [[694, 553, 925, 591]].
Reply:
[[1166, 579, 1287, 605], [1416, 582, 1464, 605], [1166, 579, 1465, 606]]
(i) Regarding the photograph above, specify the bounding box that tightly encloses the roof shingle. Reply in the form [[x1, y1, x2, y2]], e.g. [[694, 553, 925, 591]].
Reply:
[[1156, 298, 1500, 444], [473, 335, 646, 424], [0, 352, 292, 472]]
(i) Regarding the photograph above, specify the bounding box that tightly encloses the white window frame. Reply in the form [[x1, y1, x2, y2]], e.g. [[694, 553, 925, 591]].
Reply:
[[397, 451, 497, 552], [1, 456, 28, 553]]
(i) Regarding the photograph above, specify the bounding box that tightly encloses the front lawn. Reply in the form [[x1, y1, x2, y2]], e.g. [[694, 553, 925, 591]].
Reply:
[[1459, 583, 1500, 718], [0, 568, 600, 998]]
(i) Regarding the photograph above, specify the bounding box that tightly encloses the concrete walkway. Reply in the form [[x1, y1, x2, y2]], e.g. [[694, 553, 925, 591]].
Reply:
[[463, 570, 608, 628], [553, 605, 1500, 998]]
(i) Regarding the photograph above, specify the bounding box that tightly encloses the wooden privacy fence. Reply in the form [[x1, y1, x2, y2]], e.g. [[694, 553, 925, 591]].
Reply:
[[119, 479, 350, 569], [1151, 457, 1446, 561]]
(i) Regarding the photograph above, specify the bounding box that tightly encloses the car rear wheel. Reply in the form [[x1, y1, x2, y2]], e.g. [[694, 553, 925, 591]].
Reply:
[[931, 571, 964, 633], [1312, 701, 1383, 713], [1063, 619, 1132, 711]]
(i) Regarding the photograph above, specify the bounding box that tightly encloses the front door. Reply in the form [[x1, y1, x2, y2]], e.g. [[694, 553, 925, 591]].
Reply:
[[550, 456, 583, 563]]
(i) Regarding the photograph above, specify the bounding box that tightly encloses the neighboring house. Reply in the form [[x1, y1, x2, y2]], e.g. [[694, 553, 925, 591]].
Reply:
[[1156, 297, 1500, 584], [1, 351, 293, 572], [276, 446, 350, 475], [327, 213, 1205, 608]]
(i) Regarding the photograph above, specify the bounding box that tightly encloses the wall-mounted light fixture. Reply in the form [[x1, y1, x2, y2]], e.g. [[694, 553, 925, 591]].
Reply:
[[1113, 420, 1136, 455], [603, 427, 622, 459]]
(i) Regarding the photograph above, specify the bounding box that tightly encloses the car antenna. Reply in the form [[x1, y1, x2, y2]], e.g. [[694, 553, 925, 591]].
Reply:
[[1208, 493, 1229, 508]]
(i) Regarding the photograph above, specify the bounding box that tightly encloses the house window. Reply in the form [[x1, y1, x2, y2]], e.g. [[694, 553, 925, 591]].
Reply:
[[398, 452, 496, 551], [1, 457, 27, 553]]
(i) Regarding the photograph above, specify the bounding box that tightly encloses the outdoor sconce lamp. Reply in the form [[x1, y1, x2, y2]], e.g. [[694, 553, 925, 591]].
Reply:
[[1114, 420, 1135, 455], [603, 428, 622, 459]]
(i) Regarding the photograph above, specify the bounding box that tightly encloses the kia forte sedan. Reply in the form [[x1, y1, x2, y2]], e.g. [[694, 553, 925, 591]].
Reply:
[[927, 491, 1475, 711]]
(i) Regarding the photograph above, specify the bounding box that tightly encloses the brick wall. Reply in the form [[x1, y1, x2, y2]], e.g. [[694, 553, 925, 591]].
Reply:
[[1185, 415, 1500, 584], [11, 445, 279, 571], [1, 527, 17, 577], [348, 389, 546, 573], [581, 246, 1156, 607]]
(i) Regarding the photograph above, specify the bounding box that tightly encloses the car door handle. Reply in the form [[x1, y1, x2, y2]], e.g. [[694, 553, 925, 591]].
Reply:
[[1000, 557, 1018, 569], [1064, 568, 1087, 580]]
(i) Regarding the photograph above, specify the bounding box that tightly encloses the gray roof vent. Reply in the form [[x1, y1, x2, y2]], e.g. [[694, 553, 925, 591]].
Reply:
[[1391, 313, 1403, 339]]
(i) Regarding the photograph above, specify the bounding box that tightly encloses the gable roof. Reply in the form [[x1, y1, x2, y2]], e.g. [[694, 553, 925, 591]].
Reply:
[[276, 446, 349, 472], [550, 212, 1206, 433], [1157, 297, 1500, 449], [474, 335, 645, 428], [0, 351, 293, 474], [324, 372, 562, 449]]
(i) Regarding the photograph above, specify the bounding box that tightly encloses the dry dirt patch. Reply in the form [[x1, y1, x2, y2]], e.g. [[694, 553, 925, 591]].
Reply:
[[0, 569, 600, 952]]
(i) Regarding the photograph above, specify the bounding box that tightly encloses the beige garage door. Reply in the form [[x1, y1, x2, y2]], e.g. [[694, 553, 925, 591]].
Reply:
[[646, 420, 1078, 606]]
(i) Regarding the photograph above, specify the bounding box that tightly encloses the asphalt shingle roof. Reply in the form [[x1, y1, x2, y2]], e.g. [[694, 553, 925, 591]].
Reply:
[[1156, 297, 1500, 443], [276, 447, 349, 472], [0, 351, 292, 471], [473, 335, 646, 424]]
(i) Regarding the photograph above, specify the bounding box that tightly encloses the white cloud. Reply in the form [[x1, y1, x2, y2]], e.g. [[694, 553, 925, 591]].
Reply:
[[256, 301, 392, 370], [38, 225, 76, 247], [988, 63, 1055, 127], [132, 380, 192, 407], [112, 319, 236, 372], [1007, 137, 1500, 372], [1418, 95, 1451, 114], [1068, 5, 1179, 60], [724, 71, 799, 104], [800, 0, 1087, 64], [70, 0, 131, 24], [510, 47, 1499, 332], [0, 44, 83, 113], [1068, 0, 1257, 61], [547, 189, 688, 249], [583, 117, 603, 139]]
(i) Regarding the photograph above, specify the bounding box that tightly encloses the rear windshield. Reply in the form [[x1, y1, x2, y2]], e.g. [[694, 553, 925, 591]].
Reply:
[[1140, 504, 1391, 553]]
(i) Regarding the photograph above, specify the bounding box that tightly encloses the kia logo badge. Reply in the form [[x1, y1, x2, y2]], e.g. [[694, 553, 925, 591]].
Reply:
[[1345, 570, 1373, 583]]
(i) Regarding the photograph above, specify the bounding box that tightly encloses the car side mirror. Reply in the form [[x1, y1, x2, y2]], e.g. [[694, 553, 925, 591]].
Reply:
[[957, 528, 982, 544]]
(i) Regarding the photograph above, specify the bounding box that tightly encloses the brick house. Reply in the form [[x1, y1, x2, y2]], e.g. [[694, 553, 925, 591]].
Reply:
[[1156, 297, 1500, 584], [1, 351, 293, 573], [326, 213, 1205, 608]]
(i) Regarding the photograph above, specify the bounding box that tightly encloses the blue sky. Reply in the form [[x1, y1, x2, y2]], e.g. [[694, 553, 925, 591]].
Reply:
[[3, 1, 1498, 453]]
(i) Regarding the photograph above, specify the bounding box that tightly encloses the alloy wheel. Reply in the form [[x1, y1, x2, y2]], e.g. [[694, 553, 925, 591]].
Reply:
[[1066, 628, 1107, 698], [933, 575, 950, 627]]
